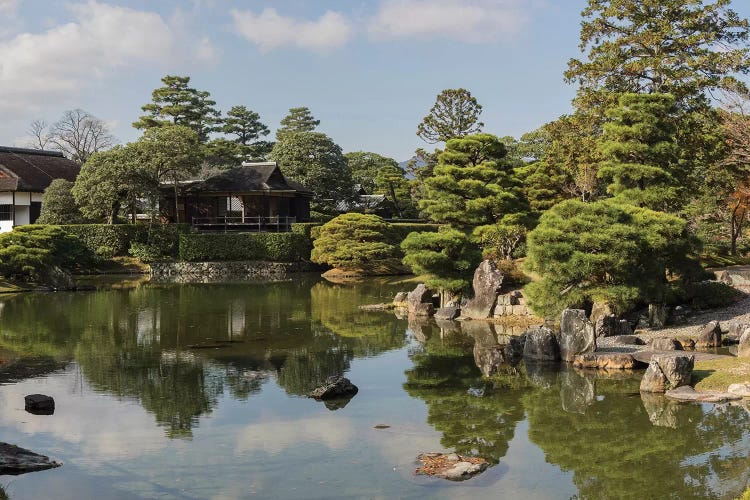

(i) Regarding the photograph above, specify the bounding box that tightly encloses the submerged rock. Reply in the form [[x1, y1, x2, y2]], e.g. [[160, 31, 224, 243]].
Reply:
[[639, 354, 694, 393], [308, 376, 358, 401], [415, 453, 489, 481], [24, 394, 54, 415], [559, 309, 596, 362], [0, 442, 61, 475], [462, 260, 504, 319]]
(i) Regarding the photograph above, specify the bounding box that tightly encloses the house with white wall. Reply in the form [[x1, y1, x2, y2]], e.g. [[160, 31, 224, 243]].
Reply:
[[0, 146, 80, 232]]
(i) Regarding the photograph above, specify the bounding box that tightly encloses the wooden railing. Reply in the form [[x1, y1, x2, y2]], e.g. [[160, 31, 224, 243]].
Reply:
[[191, 216, 296, 232]]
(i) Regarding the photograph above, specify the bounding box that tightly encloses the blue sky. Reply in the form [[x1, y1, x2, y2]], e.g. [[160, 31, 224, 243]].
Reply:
[[2, 0, 750, 161]]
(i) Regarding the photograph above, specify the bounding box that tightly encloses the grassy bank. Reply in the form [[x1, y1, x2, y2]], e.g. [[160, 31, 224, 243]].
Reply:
[[692, 357, 750, 391]]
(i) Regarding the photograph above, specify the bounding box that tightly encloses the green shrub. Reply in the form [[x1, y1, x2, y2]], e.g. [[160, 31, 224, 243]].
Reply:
[[178, 232, 310, 262], [523, 199, 705, 318], [0, 225, 95, 281], [59, 224, 189, 257], [311, 213, 399, 272], [129, 242, 163, 262], [684, 281, 741, 310], [96, 245, 115, 259], [389, 223, 442, 242], [290, 222, 321, 239]]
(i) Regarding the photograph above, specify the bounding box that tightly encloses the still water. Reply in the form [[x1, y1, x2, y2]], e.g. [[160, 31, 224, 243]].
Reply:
[[0, 277, 748, 499]]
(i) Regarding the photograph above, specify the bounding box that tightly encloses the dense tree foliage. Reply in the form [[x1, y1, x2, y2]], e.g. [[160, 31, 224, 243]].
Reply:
[[37, 179, 86, 225], [419, 133, 524, 228], [311, 213, 398, 273], [345, 152, 416, 218], [217, 105, 272, 160], [401, 228, 481, 293], [524, 199, 705, 318], [417, 88, 484, 144], [133, 75, 221, 142], [597, 93, 681, 211], [269, 131, 354, 214], [276, 107, 320, 140]]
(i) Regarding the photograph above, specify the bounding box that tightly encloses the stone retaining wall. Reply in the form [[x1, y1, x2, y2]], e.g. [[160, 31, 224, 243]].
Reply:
[[150, 261, 319, 283]]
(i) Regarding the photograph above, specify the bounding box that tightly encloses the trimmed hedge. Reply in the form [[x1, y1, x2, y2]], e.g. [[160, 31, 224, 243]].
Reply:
[[59, 224, 190, 257], [388, 223, 442, 242], [179, 232, 311, 262], [290, 222, 321, 239]]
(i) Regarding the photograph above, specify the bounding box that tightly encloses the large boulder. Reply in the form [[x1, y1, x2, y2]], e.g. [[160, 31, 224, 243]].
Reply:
[[407, 284, 434, 314], [434, 306, 461, 321], [695, 321, 722, 348], [738, 328, 750, 358], [595, 315, 633, 338], [572, 353, 637, 370], [639, 354, 694, 393], [523, 326, 560, 361], [559, 309, 596, 362], [24, 394, 55, 415], [411, 303, 435, 317], [650, 338, 682, 351], [590, 302, 614, 326], [308, 376, 359, 401], [462, 260, 504, 319]]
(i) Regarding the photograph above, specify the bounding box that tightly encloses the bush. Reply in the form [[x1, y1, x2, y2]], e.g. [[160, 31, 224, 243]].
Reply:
[[473, 223, 528, 261], [311, 213, 399, 273], [178, 232, 310, 262], [389, 223, 442, 242], [0, 225, 95, 282], [290, 222, 321, 239], [524, 199, 705, 318], [36, 179, 86, 224], [683, 281, 741, 310], [59, 224, 189, 257]]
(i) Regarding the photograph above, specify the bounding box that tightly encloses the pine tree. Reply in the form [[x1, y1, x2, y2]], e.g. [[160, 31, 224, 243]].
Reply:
[[276, 107, 320, 140]]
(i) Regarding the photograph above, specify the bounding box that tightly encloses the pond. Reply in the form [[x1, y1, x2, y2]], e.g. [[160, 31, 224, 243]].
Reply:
[[0, 277, 748, 499]]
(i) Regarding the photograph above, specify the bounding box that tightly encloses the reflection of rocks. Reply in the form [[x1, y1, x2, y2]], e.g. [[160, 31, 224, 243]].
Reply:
[[695, 321, 722, 348], [559, 370, 595, 414], [524, 360, 559, 389], [0, 442, 62, 475], [309, 376, 359, 401], [393, 292, 408, 307], [435, 319, 461, 337], [462, 321, 497, 347], [408, 316, 431, 343], [559, 309, 596, 362], [640, 354, 694, 393], [640, 392, 681, 428], [523, 326, 560, 361], [462, 260, 504, 319]]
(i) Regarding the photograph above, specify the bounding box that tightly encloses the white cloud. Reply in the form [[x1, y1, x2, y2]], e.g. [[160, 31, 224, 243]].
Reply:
[[0, 0, 17, 13], [0, 1, 214, 117], [230, 8, 352, 53], [369, 0, 529, 43]]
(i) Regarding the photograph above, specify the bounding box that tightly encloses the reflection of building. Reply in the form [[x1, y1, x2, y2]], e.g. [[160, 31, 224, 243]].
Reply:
[[160, 162, 312, 231], [0, 147, 80, 232]]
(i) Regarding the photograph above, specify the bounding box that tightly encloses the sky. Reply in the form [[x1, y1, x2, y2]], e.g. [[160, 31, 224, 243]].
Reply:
[[2, 0, 750, 161]]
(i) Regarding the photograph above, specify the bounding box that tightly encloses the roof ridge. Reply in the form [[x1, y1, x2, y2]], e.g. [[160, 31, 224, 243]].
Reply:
[[0, 146, 65, 158]]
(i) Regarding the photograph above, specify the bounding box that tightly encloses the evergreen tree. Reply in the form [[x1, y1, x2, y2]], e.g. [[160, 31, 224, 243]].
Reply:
[[419, 133, 524, 228], [597, 93, 681, 211], [417, 88, 484, 144], [219, 105, 272, 160], [37, 179, 86, 224], [133, 75, 221, 142], [276, 107, 320, 140]]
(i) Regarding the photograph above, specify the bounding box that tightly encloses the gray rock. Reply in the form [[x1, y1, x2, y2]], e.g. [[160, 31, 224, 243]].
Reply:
[[434, 306, 461, 321], [411, 303, 435, 317], [650, 338, 682, 351], [590, 302, 614, 326], [393, 292, 408, 306], [648, 303, 668, 328], [308, 376, 358, 401], [728, 382, 750, 397], [462, 260, 504, 319], [607, 335, 644, 346], [0, 442, 61, 475], [523, 326, 560, 361], [559, 309, 596, 362], [727, 320, 749, 337], [24, 394, 54, 415], [738, 328, 750, 358], [665, 385, 742, 403], [572, 352, 637, 370], [407, 284, 433, 314], [595, 315, 633, 338], [639, 354, 694, 393], [695, 321, 722, 348]]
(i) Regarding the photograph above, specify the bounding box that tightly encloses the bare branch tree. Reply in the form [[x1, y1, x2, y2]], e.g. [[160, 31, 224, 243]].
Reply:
[[47, 109, 116, 163], [27, 120, 51, 150]]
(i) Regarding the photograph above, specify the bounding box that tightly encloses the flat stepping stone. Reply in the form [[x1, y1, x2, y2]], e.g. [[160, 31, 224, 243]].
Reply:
[[0, 443, 61, 475], [665, 386, 742, 403], [633, 350, 731, 365], [572, 352, 642, 370]]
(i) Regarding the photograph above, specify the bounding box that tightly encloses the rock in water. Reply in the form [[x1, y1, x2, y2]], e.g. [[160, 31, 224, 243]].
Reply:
[[695, 321, 722, 348], [0, 442, 61, 475], [572, 353, 637, 370], [393, 292, 409, 307], [411, 303, 435, 317], [665, 386, 742, 403], [24, 394, 55, 415], [415, 453, 489, 481], [523, 326, 560, 361], [308, 376, 358, 401], [559, 309, 596, 362], [462, 260, 504, 319], [406, 284, 434, 314], [434, 306, 460, 321], [639, 354, 694, 393]]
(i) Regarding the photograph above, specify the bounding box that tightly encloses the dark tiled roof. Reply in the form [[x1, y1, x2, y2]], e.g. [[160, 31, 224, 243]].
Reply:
[[0, 146, 80, 192], [183, 163, 312, 195]]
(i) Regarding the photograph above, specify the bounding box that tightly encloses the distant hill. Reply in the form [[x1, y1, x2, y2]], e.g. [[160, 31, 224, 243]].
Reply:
[[398, 156, 426, 180]]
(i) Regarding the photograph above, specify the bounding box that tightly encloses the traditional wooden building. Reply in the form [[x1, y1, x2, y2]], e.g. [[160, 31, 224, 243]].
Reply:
[[0, 146, 80, 232], [160, 162, 312, 231]]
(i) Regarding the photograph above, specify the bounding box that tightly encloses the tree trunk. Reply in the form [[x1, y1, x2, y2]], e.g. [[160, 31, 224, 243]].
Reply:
[[174, 181, 180, 224]]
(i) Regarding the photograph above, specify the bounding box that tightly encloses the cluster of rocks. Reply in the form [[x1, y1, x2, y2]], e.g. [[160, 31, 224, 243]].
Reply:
[[1, 394, 61, 475]]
